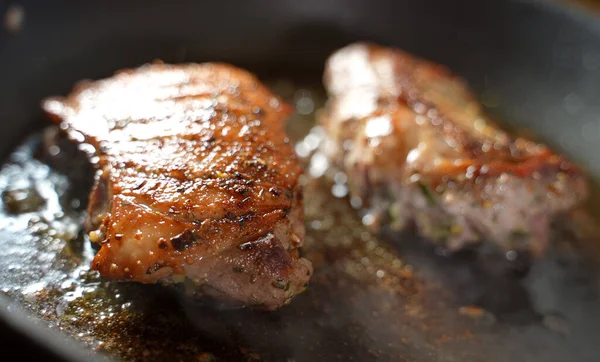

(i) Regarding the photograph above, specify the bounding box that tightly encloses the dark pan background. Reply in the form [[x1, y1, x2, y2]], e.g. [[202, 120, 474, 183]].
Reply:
[[1, 0, 600, 361]]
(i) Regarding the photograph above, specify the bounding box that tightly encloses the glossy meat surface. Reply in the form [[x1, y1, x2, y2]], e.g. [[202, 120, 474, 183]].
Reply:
[[43, 63, 312, 309], [322, 43, 587, 254]]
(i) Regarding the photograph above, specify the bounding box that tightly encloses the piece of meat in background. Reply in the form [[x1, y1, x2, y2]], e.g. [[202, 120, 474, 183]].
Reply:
[[320, 43, 587, 255]]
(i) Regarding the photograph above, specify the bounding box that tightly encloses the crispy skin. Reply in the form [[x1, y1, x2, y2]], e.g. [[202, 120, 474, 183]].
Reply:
[[43, 63, 312, 310], [322, 43, 587, 254]]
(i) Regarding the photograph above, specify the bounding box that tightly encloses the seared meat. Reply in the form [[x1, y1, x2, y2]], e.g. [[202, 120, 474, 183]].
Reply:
[[321, 43, 587, 254], [43, 63, 312, 310]]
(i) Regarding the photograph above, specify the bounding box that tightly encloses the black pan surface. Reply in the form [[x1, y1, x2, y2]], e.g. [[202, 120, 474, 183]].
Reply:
[[2, 0, 600, 361]]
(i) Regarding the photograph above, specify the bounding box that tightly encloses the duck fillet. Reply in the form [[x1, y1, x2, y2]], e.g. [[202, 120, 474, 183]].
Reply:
[[43, 63, 312, 310], [321, 43, 587, 254]]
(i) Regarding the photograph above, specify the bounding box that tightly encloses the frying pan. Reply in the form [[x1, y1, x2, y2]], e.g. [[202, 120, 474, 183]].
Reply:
[[2, 0, 600, 361]]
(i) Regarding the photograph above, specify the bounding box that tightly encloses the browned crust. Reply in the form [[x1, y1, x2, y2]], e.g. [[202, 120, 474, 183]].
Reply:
[[42, 63, 312, 308]]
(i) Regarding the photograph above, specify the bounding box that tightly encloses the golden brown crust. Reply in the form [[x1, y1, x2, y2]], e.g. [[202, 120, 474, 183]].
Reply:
[[43, 63, 311, 309]]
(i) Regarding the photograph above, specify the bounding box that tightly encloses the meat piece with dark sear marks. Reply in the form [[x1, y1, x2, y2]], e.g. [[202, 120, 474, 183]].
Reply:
[[43, 63, 312, 310], [320, 43, 587, 255]]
